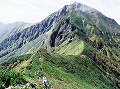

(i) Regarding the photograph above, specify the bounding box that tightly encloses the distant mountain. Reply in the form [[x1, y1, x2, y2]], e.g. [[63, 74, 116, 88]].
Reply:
[[0, 22, 6, 29], [0, 21, 32, 43], [0, 2, 120, 88]]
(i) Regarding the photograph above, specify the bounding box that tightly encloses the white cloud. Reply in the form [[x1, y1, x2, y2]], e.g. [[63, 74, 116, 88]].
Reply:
[[0, 0, 120, 24]]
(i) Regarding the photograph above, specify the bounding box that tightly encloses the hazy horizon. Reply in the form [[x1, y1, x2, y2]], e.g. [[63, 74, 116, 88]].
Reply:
[[0, 0, 120, 24]]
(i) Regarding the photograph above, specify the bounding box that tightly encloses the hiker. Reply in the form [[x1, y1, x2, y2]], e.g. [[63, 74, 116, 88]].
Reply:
[[43, 76, 50, 89], [29, 82, 36, 89], [44, 81, 48, 89]]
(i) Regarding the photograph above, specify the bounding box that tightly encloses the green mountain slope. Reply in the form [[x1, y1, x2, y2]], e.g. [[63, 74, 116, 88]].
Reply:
[[0, 49, 119, 89]]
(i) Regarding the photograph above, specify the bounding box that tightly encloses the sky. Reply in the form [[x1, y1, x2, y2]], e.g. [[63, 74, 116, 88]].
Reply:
[[0, 0, 120, 24]]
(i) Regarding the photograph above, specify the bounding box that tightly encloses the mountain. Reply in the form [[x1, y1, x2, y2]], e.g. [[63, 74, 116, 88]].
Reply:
[[0, 2, 119, 61], [0, 22, 33, 60], [0, 2, 120, 88], [0, 22, 6, 29], [0, 21, 32, 43]]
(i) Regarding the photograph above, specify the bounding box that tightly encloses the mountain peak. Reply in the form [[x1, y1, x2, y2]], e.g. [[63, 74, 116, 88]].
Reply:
[[72, 2, 82, 5], [60, 2, 96, 14], [70, 2, 83, 9]]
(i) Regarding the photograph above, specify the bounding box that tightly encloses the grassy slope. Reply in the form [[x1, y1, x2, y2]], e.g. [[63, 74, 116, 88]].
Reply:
[[56, 39, 84, 55], [2, 49, 118, 89], [41, 50, 118, 89], [70, 11, 120, 61]]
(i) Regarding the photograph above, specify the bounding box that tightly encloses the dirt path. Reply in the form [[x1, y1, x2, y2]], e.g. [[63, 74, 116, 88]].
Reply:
[[52, 84, 61, 89]]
